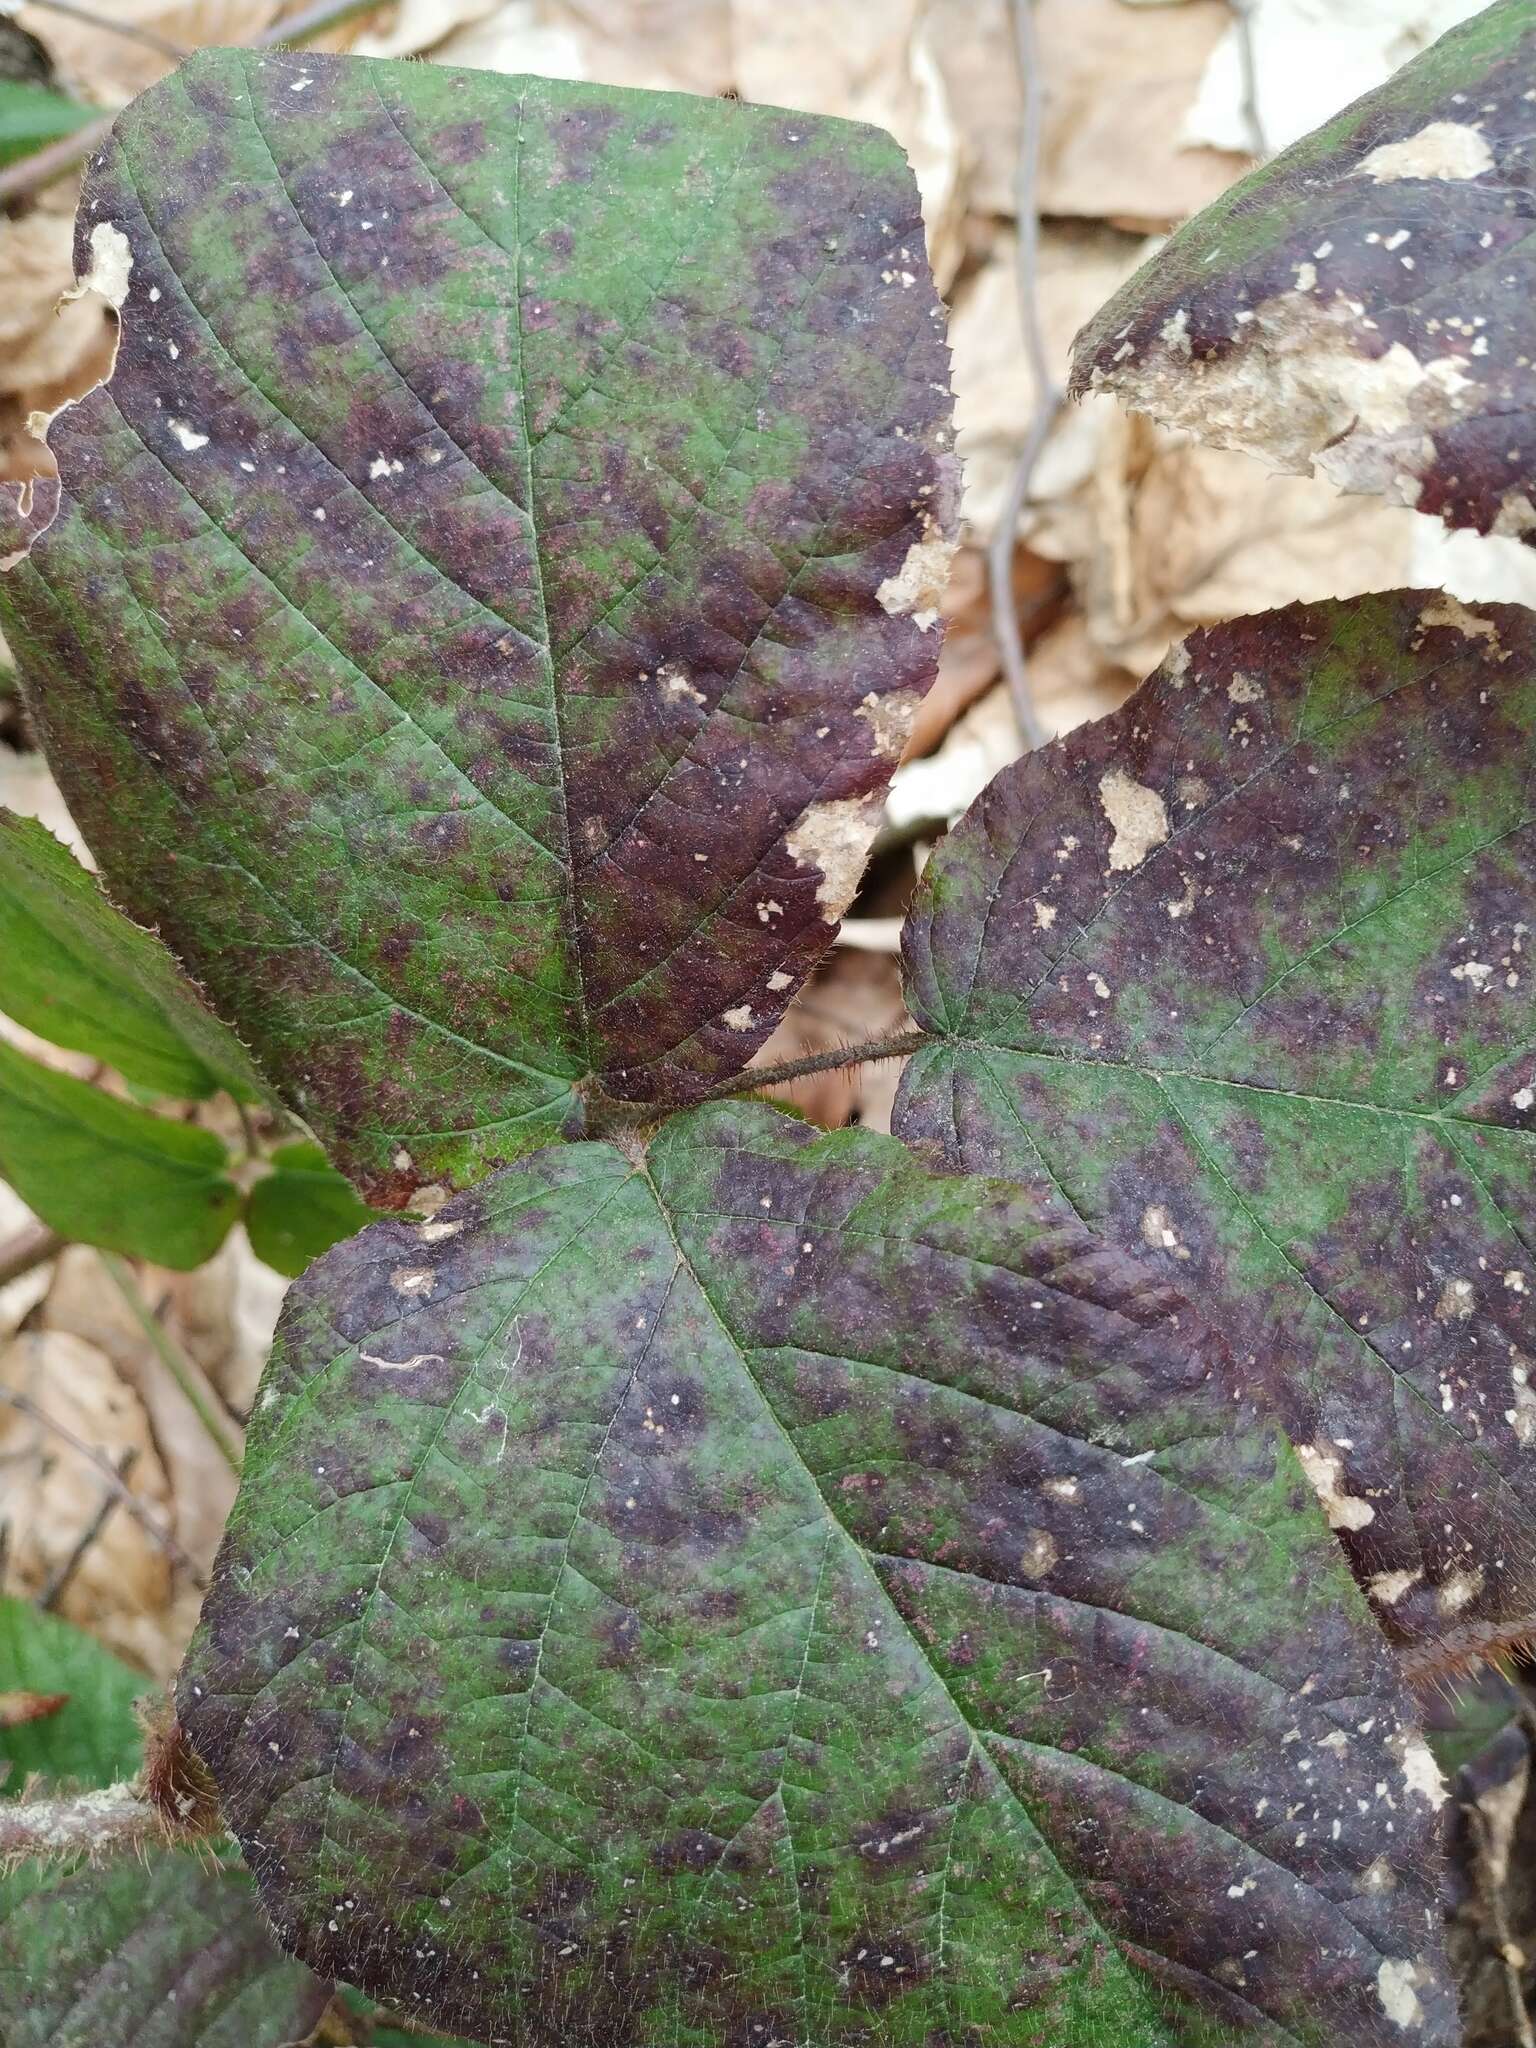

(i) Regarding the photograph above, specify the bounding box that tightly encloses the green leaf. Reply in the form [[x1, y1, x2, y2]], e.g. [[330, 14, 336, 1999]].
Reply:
[[896, 590, 1536, 1677], [180, 1103, 1455, 2047], [1, 49, 957, 1206], [0, 79, 96, 170], [245, 1138, 380, 1276], [1071, 0, 1536, 543], [0, 1853, 331, 2048], [0, 1038, 239, 1267], [0, 809, 265, 1100], [0, 1595, 149, 1794]]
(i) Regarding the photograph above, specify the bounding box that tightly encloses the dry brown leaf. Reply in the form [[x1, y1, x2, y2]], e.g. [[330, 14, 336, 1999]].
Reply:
[[1024, 408, 1536, 682], [352, 0, 504, 60], [0, 1327, 177, 1675], [0, 201, 115, 487], [947, 224, 1145, 535], [40, 1249, 243, 1577], [1033, 0, 1249, 227]]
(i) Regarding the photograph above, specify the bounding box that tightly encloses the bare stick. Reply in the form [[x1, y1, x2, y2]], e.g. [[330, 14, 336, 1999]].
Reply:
[[39, 1446, 137, 1609], [22, 0, 187, 60], [99, 1253, 243, 1477], [0, 1224, 62, 1291], [0, 1385, 206, 1588], [988, 0, 1057, 754]]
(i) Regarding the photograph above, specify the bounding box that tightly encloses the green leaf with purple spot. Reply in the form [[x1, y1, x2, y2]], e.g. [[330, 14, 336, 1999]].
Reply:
[[1072, 0, 1536, 543], [0, 1853, 332, 2048], [180, 1102, 1454, 2047], [0, 48, 955, 1207], [896, 590, 1536, 1677]]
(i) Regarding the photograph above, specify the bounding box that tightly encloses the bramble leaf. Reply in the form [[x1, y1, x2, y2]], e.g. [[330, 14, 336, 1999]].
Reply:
[[0, 48, 956, 1205], [0, 1039, 240, 1267], [897, 590, 1536, 1674], [1072, 0, 1536, 543], [181, 1103, 1454, 2047], [0, 1854, 331, 2048], [245, 1138, 381, 1276], [0, 809, 264, 1101], [0, 1595, 149, 1794]]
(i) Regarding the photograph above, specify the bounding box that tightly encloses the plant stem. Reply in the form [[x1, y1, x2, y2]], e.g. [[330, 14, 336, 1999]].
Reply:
[[702, 1028, 933, 1102], [0, 1384, 207, 1588], [0, 1223, 62, 1290], [0, 1782, 164, 1865], [98, 1253, 242, 1477]]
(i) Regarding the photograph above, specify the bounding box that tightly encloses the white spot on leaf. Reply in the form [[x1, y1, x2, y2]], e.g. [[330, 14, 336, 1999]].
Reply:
[[1098, 770, 1170, 873]]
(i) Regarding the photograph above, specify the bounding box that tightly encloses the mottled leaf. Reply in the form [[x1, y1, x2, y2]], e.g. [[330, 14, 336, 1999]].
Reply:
[[0, 1596, 149, 1794], [0, 808, 264, 1101], [0, 1853, 331, 2048], [245, 1138, 381, 1276], [0, 1038, 240, 1267], [181, 1103, 1454, 2048], [897, 590, 1536, 1674], [1072, 0, 1536, 543], [0, 48, 956, 1205]]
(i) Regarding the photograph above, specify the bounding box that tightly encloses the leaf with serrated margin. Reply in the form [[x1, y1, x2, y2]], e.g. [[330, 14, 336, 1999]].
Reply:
[[0, 1038, 240, 1267], [180, 1102, 1454, 2048], [0, 48, 956, 1206], [0, 809, 264, 1101], [0, 1853, 331, 2048], [1072, 0, 1536, 543], [897, 590, 1536, 1678]]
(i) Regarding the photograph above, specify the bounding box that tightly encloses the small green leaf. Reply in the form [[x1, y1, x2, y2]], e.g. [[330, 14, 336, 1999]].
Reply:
[[0, 79, 96, 170], [0, 1854, 330, 2048], [0, 1596, 149, 1794], [181, 1104, 1455, 2047], [0, 1039, 239, 1267], [897, 590, 1536, 1674], [1, 49, 956, 1204], [245, 1139, 380, 1276], [1071, 0, 1536, 542], [0, 809, 265, 1101]]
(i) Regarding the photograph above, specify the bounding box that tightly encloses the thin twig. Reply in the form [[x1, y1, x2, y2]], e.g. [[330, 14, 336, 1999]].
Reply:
[[1231, 0, 1267, 162], [39, 1445, 137, 1609], [701, 1028, 932, 1103], [98, 1253, 243, 1476], [0, 1384, 206, 1588], [1467, 1802, 1536, 2048], [989, 0, 1057, 754], [22, 0, 188, 60], [0, 0, 383, 207], [0, 1223, 62, 1290]]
